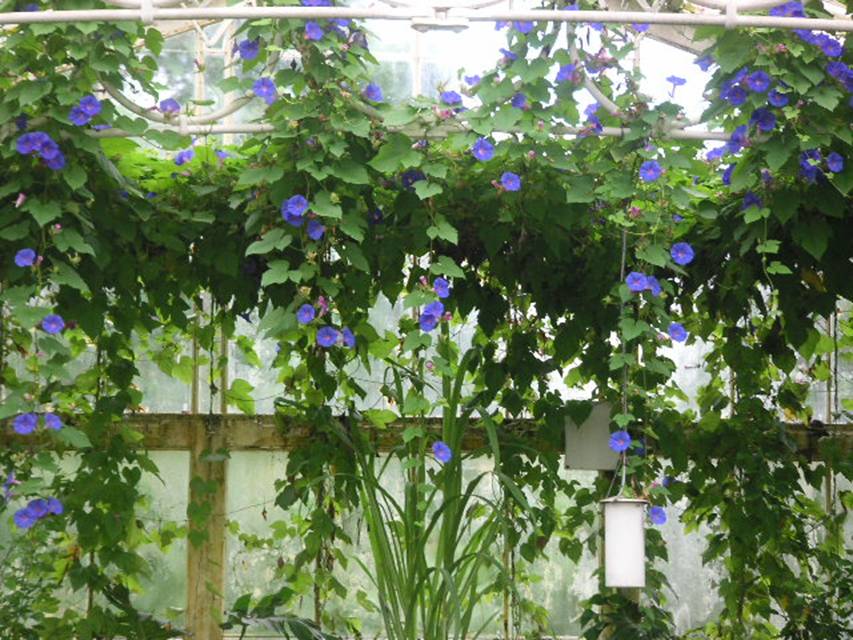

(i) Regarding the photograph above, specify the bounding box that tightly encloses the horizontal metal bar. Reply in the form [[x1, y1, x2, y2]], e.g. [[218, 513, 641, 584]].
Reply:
[[0, 7, 850, 31]]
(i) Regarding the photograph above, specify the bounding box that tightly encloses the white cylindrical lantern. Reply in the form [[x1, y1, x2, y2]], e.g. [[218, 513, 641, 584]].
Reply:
[[602, 497, 648, 588]]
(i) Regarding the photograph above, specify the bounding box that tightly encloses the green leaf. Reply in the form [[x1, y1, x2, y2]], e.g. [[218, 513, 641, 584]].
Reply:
[[340, 243, 369, 272], [636, 244, 669, 268], [26, 199, 62, 226], [564, 176, 596, 203], [413, 181, 443, 200], [52, 261, 90, 293], [382, 105, 418, 127], [492, 105, 521, 131], [363, 409, 398, 428], [426, 215, 458, 244], [226, 378, 256, 415], [756, 239, 780, 254], [368, 134, 421, 173], [63, 164, 87, 191], [246, 228, 292, 256], [238, 165, 285, 186], [619, 318, 648, 342], [792, 219, 830, 260], [429, 256, 465, 278], [767, 261, 792, 275], [330, 159, 369, 185], [55, 427, 92, 449], [261, 260, 291, 287], [312, 191, 342, 219], [54, 228, 95, 256], [339, 214, 366, 242]]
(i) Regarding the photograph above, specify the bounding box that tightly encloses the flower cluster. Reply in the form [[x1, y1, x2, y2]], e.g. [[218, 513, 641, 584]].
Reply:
[[13, 497, 63, 530], [316, 325, 356, 349], [799, 148, 845, 182], [68, 94, 102, 127], [10, 412, 63, 435], [15, 131, 65, 170]]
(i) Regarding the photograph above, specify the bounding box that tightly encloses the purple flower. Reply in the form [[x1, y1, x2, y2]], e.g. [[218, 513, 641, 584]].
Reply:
[[471, 138, 494, 161], [159, 98, 180, 115], [440, 90, 462, 106], [432, 440, 452, 463], [47, 497, 63, 515], [768, 89, 789, 107], [283, 195, 309, 220], [706, 146, 726, 162], [237, 38, 260, 60], [608, 430, 631, 453], [317, 326, 340, 347], [401, 170, 426, 189], [769, 1, 804, 17], [341, 327, 356, 348], [510, 93, 528, 109], [742, 191, 763, 210], [499, 48, 517, 62], [14, 248, 36, 267], [253, 77, 277, 105], [45, 151, 65, 171], [464, 75, 481, 86], [215, 149, 231, 161], [726, 125, 748, 154], [666, 75, 686, 97], [42, 314, 65, 335], [632, 23, 650, 32], [433, 277, 451, 299], [556, 63, 577, 83], [513, 20, 534, 34], [645, 275, 662, 297], [79, 95, 102, 117], [639, 160, 663, 182], [500, 172, 521, 191], [750, 108, 776, 132], [722, 164, 734, 186], [12, 413, 38, 435], [670, 242, 694, 266], [26, 499, 49, 519], [304, 21, 324, 40], [695, 55, 714, 71], [668, 322, 688, 342], [43, 413, 63, 431], [69, 106, 90, 126], [297, 304, 316, 324], [746, 70, 771, 93], [362, 82, 383, 102], [818, 35, 843, 57], [827, 152, 844, 173], [174, 148, 194, 166], [723, 85, 747, 106], [649, 505, 667, 525], [626, 271, 647, 292], [13, 507, 37, 529], [419, 301, 445, 332], [495, 20, 508, 30], [307, 219, 325, 240]]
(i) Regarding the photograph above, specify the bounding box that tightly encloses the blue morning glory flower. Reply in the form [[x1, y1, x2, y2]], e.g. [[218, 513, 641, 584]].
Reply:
[[827, 152, 844, 173], [706, 146, 725, 162], [305, 21, 324, 41], [237, 38, 260, 60], [363, 82, 383, 102], [645, 275, 662, 297], [556, 63, 577, 83], [608, 430, 631, 453], [500, 172, 521, 191], [45, 151, 65, 171], [433, 277, 451, 298], [666, 75, 686, 97], [14, 248, 36, 267], [341, 327, 356, 348], [307, 219, 325, 240], [79, 95, 102, 117], [626, 272, 647, 292], [767, 89, 789, 107], [68, 105, 88, 128], [818, 35, 842, 57], [283, 195, 309, 219], [499, 48, 517, 62], [215, 149, 231, 161], [13, 507, 37, 529], [726, 125, 748, 154], [419, 301, 445, 332], [639, 160, 663, 182], [750, 108, 776, 132], [12, 413, 38, 435], [253, 77, 277, 105], [510, 93, 528, 109], [769, 1, 804, 16], [297, 304, 316, 324], [464, 75, 481, 86], [695, 55, 714, 71], [38, 137, 60, 161], [668, 322, 688, 342], [317, 326, 340, 347], [513, 20, 534, 34], [494, 20, 508, 30], [47, 497, 63, 515], [174, 149, 194, 166], [432, 440, 452, 463], [26, 499, 49, 519], [471, 138, 494, 161], [43, 413, 63, 431], [159, 98, 180, 115], [670, 242, 694, 266], [746, 70, 771, 93], [42, 314, 65, 335], [440, 90, 462, 106], [632, 23, 650, 32], [401, 170, 426, 189], [742, 191, 763, 210], [723, 85, 747, 106], [649, 505, 667, 525], [722, 164, 734, 186]]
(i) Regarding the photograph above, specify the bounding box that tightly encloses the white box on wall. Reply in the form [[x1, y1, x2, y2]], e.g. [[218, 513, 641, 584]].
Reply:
[[564, 401, 619, 471]]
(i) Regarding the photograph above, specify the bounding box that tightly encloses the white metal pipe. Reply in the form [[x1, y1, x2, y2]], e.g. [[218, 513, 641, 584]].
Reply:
[[0, 7, 850, 30], [87, 121, 730, 140]]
